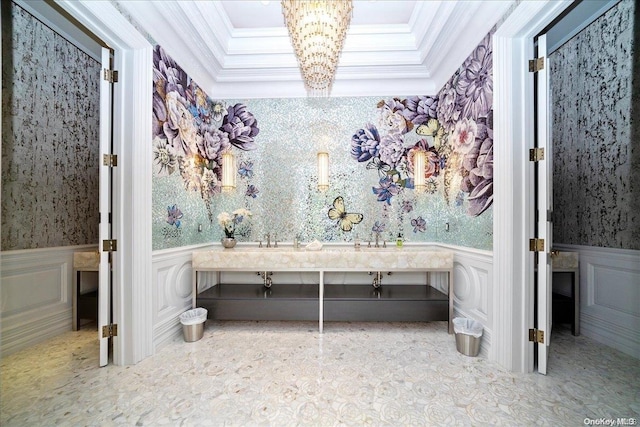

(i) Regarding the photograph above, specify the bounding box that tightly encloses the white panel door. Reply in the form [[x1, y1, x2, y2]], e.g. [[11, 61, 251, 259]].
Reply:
[[535, 34, 553, 375], [98, 48, 113, 367]]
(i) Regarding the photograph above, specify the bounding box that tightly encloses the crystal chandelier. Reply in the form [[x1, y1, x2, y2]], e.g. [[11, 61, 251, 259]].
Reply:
[[281, 0, 353, 97]]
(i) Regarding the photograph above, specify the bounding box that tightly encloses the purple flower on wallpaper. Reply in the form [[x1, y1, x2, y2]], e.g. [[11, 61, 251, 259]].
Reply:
[[402, 96, 438, 126], [450, 118, 478, 155], [378, 98, 409, 134], [197, 123, 230, 161], [411, 216, 426, 233], [462, 134, 493, 216], [245, 184, 259, 198], [457, 36, 493, 121], [378, 133, 406, 169], [401, 200, 414, 213], [166, 204, 184, 228], [153, 94, 167, 139], [164, 91, 201, 156], [220, 103, 260, 151], [238, 160, 254, 179], [351, 123, 381, 162], [153, 45, 188, 99], [372, 221, 386, 234], [373, 176, 401, 205], [436, 81, 461, 132]]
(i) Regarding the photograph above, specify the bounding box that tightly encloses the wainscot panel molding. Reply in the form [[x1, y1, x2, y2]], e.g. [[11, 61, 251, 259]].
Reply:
[[0, 245, 97, 357], [152, 244, 215, 351], [438, 245, 493, 359], [554, 244, 640, 359]]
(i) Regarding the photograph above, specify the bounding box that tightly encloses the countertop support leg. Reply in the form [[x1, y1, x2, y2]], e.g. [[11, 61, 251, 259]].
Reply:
[[73, 270, 79, 331], [192, 271, 197, 309], [448, 269, 454, 334], [319, 271, 324, 334]]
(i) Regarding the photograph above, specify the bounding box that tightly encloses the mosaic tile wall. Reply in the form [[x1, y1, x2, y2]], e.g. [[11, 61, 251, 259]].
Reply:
[[550, 0, 638, 250], [152, 34, 494, 251], [1, 3, 100, 250]]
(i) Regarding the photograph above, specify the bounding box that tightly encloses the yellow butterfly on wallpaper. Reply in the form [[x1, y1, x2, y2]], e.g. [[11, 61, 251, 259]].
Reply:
[[328, 196, 363, 232]]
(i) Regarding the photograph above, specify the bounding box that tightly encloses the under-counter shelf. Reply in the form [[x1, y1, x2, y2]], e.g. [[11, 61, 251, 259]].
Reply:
[[324, 284, 448, 322], [197, 283, 448, 323], [198, 284, 320, 321]]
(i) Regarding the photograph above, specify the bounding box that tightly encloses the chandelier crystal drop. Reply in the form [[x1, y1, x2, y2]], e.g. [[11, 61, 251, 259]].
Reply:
[[281, 0, 353, 97]]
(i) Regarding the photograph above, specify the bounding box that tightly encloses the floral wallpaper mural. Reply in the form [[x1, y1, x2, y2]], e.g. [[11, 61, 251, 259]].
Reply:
[[152, 34, 493, 251], [152, 45, 260, 223], [351, 33, 493, 220]]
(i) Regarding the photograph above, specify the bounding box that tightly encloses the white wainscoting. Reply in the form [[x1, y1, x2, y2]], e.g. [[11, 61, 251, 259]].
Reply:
[[152, 244, 494, 359], [0, 245, 97, 357], [554, 244, 640, 359], [437, 245, 493, 358], [151, 244, 214, 351]]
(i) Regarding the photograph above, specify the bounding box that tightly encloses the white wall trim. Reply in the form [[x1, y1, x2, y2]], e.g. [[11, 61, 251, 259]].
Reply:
[[0, 245, 96, 357], [56, 0, 153, 366], [554, 244, 640, 359], [493, 0, 573, 372]]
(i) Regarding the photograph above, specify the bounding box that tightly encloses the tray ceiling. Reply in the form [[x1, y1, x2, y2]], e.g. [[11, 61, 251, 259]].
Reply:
[[115, 0, 515, 98]]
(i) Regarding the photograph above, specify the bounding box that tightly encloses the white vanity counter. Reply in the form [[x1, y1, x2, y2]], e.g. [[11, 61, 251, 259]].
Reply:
[[192, 245, 453, 271], [192, 245, 454, 333]]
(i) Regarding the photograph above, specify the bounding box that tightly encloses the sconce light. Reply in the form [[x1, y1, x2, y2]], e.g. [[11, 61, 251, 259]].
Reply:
[[413, 150, 426, 193], [221, 151, 236, 192], [317, 152, 329, 192]]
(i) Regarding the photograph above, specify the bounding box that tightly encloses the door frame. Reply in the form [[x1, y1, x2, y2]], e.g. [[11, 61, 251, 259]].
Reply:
[[492, 0, 572, 373], [56, 0, 154, 365]]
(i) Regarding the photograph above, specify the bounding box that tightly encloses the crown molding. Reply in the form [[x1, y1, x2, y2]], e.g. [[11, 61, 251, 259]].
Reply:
[[112, 0, 515, 99]]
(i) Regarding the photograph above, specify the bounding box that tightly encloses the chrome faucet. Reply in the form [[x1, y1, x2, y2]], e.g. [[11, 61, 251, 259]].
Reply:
[[374, 232, 380, 248], [265, 233, 271, 248]]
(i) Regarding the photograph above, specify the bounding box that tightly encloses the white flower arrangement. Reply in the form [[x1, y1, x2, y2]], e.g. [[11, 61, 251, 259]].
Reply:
[[217, 208, 252, 238]]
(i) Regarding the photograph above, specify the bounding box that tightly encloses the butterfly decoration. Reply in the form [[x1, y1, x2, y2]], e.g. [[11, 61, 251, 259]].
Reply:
[[366, 157, 391, 177], [411, 216, 426, 233], [327, 196, 363, 232]]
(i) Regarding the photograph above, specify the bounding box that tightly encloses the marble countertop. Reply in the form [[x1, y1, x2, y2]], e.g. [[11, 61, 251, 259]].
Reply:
[[192, 245, 453, 271], [552, 251, 579, 270], [73, 251, 100, 270]]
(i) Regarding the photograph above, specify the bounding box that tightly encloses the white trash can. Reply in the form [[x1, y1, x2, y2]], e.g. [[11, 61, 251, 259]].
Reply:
[[453, 317, 483, 357], [179, 308, 207, 342]]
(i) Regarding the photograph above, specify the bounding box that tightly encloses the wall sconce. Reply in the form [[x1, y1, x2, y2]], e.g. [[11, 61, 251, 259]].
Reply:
[[413, 150, 426, 193], [317, 152, 329, 192], [221, 151, 236, 192]]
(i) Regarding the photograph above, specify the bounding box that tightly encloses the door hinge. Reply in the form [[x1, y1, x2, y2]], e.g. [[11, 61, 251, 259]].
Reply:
[[103, 68, 119, 83], [102, 239, 117, 252], [529, 238, 545, 252], [102, 324, 118, 338], [529, 328, 544, 344], [528, 57, 544, 72], [103, 154, 118, 167], [529, 147, 545, 162]]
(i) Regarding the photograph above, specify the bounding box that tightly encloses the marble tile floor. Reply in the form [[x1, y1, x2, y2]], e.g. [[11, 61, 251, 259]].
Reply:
[[1, 321, 639, 426]]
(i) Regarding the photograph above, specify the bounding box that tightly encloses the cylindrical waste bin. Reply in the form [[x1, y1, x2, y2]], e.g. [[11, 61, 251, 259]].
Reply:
[[179, 308, 207, 342], [453, 317, 483, 357]]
